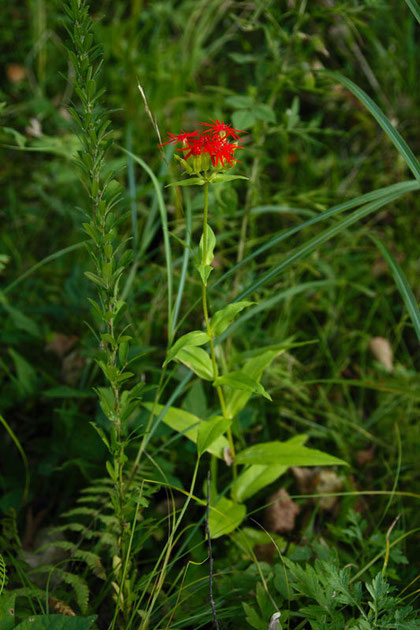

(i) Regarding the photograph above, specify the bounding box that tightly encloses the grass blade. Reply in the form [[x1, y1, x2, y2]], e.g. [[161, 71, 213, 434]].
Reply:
[[211, 181, 419, 291], [404, 0, 420, 24], [325, 71, 420, 184], [235, 186, 415, 301], [370, 235, 420, 344], [122, 147, 174, 334]]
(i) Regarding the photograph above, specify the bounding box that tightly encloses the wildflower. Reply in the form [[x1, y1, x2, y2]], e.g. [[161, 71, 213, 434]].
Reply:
[[159, 119, 245, 172]]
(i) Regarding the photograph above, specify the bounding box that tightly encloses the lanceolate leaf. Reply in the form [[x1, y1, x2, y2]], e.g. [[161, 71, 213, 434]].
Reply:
[[235, 441, 347, 467], [164, 330, 210, 367], [199, 224, 216, 266], [231, 435, 308, 502], [197, 415, 232, 457], [225, 344, 286, 418], [166, 177, 206, 187], [214, 371, 272, 401], [208, 495, 246, 539], [143, 403, 229, 458], [211, 300, 255, 337], [175, 346, 214, 380]]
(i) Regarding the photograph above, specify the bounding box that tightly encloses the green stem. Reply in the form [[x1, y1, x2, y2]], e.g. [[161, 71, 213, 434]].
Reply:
[[201, 182, 236, 467]]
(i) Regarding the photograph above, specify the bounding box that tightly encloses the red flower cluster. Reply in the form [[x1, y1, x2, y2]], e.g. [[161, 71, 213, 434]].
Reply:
[[159, 119, 245, 168]]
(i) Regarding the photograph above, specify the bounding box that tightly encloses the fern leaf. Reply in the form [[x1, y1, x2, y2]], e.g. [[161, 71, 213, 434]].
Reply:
[[0, 553, 6, 594]]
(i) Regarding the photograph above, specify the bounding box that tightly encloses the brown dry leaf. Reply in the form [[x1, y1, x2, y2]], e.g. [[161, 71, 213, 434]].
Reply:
[[49, 598, 76, 616], [45, 333, 78, 358], [356, 445, 376, 466], [369, 336, 393, 372], [291, 466, 318, 494], [315, 469, 343, 510], [62, 350, 85, 386], [265, 488, 300, 533], [25, 118, 42, 138], [6, 63, 26, 83], [223, 447, 233, 466]]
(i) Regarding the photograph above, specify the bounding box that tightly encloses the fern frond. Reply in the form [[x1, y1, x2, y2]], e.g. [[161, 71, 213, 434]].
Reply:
[[0, 552, 6, 594], [61, 507, 101, 519], [49, 597, 76, 616]]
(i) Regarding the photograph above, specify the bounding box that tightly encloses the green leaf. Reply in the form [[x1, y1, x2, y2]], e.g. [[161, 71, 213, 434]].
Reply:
[[209, 174, 249, 183], [164, 330, 210, 367], [175, 346, 214, 380], [0, 297, 40, 337], [225, 95, 254, 109], [8, 349, 37, 396], [235, 441, 348, 467], [241, 603, 266, 630], [197, 415, 232, 457], [84, 271, 108, 289], [211, 300, 255, 337], [208, 495, 246, 538], [44, 386, 93, 398], [214, 371, 271, 401], [0, 591, 16, 630], [225, 344, 286, 418], [14, 616, 97, 630], [232, 109, 256, 130], [166, 177, 205, 187], [195, 262, 213, 285], [325, 71, 420, 185], [143, 403, 229, 458], [199, 224, 216, 266], [370, 235, 420, 344], [254, 103, 276, 123], [231, 435, 308, 502], [404, 0, 420, 23]]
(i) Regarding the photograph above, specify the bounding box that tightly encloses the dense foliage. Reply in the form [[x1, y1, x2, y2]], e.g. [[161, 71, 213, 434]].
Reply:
[[0, 1, 419, 628]]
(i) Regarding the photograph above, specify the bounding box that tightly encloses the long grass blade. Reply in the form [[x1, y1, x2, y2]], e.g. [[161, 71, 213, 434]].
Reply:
[[3, 242, 85, 295], [171, 191, 193, 341], [370, 235, 420, 344], [0, 413, 30, 505], [326, 71, 420, 184], [122, 147, 174, 333], [211, 181, 419, 291], [235, 187, 415, 301], [404, 0, 420, 24]]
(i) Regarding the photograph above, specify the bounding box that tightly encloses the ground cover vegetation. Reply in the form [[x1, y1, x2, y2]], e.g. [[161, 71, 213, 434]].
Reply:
[[0, 0, 419, 628]]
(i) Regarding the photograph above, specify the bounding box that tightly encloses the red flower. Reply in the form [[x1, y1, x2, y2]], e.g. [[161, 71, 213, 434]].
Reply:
[[159, 119, 245, 169]]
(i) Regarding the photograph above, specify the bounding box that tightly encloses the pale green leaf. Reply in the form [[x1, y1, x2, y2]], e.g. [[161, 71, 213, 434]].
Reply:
[[225, 95, 254, 109], [195, 261, 213, 286], [232, 109, 256, 130], [143, 403, 229, 458], [211, 300, 255, 337], [197, 415, 232, 457], [164, 330, 209, 367], [209, 174, 249, 183], [166, 177, 205, 187], [235, 441, 347, 467], [254, 103, 276, 123], [199, 224, 216, 266], [208, 495, 246, 538], [214, 371, 271, 401], [225, 344, 286, 418], [231, 435, 308, 502], [175, 346, 214, 380]]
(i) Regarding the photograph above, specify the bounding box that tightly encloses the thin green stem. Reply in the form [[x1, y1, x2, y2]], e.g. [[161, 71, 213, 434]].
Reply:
[[201, 182, 236, 466]]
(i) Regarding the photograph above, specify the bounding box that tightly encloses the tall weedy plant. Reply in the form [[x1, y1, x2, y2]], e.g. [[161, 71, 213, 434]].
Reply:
[[65, 0, 144, 618], [153, 122, 348, 541]]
